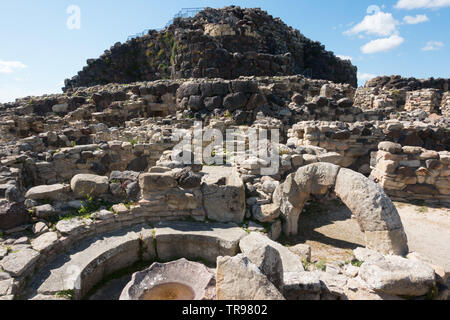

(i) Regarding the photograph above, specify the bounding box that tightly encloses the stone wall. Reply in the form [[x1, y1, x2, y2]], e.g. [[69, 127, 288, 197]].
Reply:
[[175, 76, 356, 124], [0, 76, 357, 142], [370, 142, 450, 203], [441, 92, 450, 117], [62, 7, 357, 91], [354, 76, 450, 116], [5, 141, 175, 188], [354, 87, 406, 111]]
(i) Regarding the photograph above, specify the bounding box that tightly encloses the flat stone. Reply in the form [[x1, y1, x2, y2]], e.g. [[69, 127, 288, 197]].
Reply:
[[32, 222, 49, 236], [419, 150, 439, 160], [201, 167, 246, 224], [216, 254, 285, 300], [0, 248, 39, 277], [359, 255, 436, 296], [26, 225, 155, 300], [283, 271, 321, 300], [402, 146, 423, 154], [344, 276, 403, 300], [111, 203, 129, 215], [31, 232, 59, 253], [91, 210, 114, 221], [154, 221, 247, 264], [25, 184, 68, 201], [55, 218, 92, 235], [70, 174, 109, 198], [13, 236, 29, 245]]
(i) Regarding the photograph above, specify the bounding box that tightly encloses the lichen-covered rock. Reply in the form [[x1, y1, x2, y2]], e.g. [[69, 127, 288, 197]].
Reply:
[[378, 142, 402, 154], [55, 218, 92, 236], [31, 232, 59, 253], [201, 167, 245, 224]]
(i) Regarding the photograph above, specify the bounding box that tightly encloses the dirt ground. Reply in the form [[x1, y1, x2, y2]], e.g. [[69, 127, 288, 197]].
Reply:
[[280, 200, 450, 271]]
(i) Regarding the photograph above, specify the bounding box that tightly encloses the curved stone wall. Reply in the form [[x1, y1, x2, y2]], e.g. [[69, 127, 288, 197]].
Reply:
[[272, 163, 409, 255]]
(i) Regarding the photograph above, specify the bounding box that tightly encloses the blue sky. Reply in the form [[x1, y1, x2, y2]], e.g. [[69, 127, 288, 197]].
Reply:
[[1, 0, 449, 103]]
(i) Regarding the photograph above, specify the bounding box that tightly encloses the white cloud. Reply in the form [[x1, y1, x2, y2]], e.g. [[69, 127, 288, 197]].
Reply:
[[403, 14, 429, 24], [0, 59, 27, 74], [395, 0, 450, 9], [422, 41, 444, 51], [361, 35, 405, 54], [344, 10, 399, 37], [336, 55, 353, 61]]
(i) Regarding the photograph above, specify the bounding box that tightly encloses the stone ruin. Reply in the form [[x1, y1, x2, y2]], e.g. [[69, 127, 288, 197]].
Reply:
[[62, 6, 357, 91], [0, 7, 449, 301]]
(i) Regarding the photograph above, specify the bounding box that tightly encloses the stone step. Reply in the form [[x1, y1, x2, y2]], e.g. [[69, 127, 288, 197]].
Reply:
[[154, 221, 248, 264]]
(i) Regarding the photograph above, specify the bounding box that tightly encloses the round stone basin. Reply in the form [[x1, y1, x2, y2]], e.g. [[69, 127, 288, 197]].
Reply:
[[119, 258, 215, 300]]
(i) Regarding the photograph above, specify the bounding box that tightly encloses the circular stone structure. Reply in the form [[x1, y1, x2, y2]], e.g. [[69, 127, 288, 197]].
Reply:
[[119, 258, 215, 300]]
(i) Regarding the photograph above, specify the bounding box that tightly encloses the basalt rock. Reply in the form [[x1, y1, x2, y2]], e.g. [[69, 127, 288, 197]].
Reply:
[[0, 201, 30, 230]]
